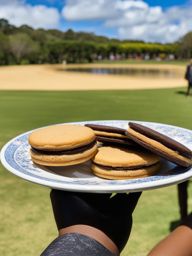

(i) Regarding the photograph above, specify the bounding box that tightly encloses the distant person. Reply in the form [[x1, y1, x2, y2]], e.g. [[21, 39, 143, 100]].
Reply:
[[185, 59, 192, 96], [177, 181, 189, 222]]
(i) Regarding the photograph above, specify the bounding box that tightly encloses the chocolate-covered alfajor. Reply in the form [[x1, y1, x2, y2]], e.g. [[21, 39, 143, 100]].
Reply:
[[92, 146, 160, 180], [28, 124, 97, 166], [85, 123, 134, 147], [127, 122, 192, 167]]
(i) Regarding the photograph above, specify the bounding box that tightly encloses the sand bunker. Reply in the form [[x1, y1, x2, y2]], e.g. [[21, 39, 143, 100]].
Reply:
[[0, 64, 186, 91]]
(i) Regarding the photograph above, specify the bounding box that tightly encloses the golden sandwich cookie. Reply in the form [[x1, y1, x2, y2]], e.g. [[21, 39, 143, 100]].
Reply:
[[28, 124, 97, 166], [92, 146, 160, 180]]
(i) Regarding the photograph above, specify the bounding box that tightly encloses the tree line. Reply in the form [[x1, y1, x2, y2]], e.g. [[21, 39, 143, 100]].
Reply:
[[0, 19, 191, 65]]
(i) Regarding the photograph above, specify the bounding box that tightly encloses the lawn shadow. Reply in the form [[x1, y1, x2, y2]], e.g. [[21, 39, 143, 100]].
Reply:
[[176, 90, 187, 95]]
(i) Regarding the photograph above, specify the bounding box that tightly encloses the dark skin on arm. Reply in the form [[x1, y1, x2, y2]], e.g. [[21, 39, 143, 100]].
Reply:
[[148, 213, 192, 256]]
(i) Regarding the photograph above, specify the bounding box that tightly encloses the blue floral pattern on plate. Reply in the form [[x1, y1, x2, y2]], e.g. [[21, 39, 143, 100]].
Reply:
[[1, 120, 192, 193]]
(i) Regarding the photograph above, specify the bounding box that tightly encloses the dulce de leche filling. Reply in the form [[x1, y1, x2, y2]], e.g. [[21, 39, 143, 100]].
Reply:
[[31, 140, 97, 155], [93, 162, 159, 171]]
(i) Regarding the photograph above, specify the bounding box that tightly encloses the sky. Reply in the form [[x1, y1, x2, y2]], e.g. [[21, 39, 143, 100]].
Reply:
[[0, 0, 191, 43]]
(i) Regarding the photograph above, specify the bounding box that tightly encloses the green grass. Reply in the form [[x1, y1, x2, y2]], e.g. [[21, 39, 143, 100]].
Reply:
[[0, 88, 192, 256]]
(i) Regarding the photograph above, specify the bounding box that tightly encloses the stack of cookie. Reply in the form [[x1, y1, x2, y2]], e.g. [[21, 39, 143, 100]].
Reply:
[[86, 122, 192, 179], [85, 123, 160, 179], [28, 122, 192, 180], [28, 124, 97, 166]]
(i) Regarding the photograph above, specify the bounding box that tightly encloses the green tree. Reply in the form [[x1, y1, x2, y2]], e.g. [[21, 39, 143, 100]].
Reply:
[[0, 32, 9, 65], [178, 32, 192, 59], [9, 33, 40, 64], [64, 29, 76, 40], [0, 19, 16, 34], [0, 18, 186, 65]]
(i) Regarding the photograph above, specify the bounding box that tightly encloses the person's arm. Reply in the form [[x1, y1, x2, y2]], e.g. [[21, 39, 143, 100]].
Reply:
[[148, 213, 192, 256], [41, 190, 141, 255]]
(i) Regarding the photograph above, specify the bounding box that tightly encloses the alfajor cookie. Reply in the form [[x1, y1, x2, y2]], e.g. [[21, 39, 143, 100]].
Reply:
[[28, 124, 97, 166], [85, 124, 134, 147], [92, 146, 160, 180], [127, 122, 192, 167]]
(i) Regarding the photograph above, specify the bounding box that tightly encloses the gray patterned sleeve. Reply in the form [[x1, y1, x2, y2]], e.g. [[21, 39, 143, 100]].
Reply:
[[41, 233, 116, 256]]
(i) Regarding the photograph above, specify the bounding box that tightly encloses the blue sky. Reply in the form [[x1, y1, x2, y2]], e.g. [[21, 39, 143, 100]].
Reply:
[[28, 0, 64, 10], [0, 0, 191, 42], [145, 0, 188, 8]]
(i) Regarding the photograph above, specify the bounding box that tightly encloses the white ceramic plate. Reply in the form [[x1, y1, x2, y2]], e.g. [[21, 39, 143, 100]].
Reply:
[[1, 120, 192, 193]]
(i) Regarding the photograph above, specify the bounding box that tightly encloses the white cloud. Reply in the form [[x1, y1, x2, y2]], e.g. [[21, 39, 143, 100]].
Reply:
[[62, 0, 117, 20], [115, 0, 148, 10], [62, 0, 192, 43], [0, 0, 60, 29]]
